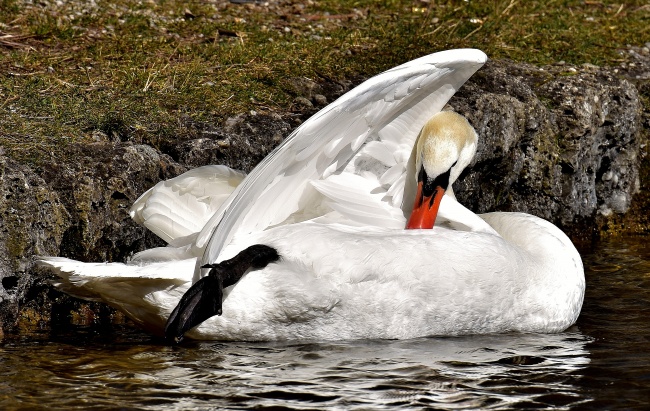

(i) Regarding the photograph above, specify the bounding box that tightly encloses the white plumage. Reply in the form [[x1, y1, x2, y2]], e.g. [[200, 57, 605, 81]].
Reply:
[[39, 49, 585, 341]]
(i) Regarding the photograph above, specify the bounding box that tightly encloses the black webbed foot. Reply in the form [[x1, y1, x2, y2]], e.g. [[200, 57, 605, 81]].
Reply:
[[165, 244, 279, 343]]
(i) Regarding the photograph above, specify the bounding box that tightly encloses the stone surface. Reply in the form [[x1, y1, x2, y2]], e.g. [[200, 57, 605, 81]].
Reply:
[[0, 154, 69, 327], [1, 143, 185, 329], [168, 112, 293, 171], [37, 143, 186, 262], [2, 56, 648, 332], [449, 58, 646, 239]]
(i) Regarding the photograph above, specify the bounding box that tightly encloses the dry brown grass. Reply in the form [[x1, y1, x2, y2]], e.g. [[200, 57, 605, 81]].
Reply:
[[0, 0, 648, 165]]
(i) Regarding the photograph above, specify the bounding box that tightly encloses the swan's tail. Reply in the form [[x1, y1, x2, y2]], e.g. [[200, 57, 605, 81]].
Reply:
[[38, 164, 247, 335], [38, 257, 196, 334]]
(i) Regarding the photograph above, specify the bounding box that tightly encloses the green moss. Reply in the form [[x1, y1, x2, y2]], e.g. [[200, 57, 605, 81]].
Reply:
[[0, 0, 19, 16], [5, 232, 24, 258], [0, 0, 648, 167]]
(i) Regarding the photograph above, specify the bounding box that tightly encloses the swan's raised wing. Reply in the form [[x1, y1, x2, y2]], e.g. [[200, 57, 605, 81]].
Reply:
[[198, 49, 487, 266]]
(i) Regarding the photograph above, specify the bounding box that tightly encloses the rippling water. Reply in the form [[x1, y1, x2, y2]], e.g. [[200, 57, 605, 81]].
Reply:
[[2, 238, 649, 410]]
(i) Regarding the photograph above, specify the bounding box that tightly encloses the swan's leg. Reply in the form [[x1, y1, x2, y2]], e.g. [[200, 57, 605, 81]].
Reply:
[[165, 244, 279, 343]]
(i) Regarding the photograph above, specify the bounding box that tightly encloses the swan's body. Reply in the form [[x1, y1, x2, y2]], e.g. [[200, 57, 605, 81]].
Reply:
[[40, 49, 585, 341]]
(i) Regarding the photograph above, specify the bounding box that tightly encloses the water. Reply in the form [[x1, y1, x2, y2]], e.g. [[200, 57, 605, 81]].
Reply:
[[1, 237, 649, 410]]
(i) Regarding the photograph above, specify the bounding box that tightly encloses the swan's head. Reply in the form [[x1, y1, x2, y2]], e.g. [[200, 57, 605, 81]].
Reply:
[[406, 111, 477, 229]]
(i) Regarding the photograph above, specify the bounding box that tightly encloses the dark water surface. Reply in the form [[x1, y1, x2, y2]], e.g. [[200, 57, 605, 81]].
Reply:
[[1, 238, 649, 410]]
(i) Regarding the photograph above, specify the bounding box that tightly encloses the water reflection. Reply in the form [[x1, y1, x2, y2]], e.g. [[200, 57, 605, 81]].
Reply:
[[1, 237, 649, 409], [575, 238, 650, 409], [0, 330, 591, 409]]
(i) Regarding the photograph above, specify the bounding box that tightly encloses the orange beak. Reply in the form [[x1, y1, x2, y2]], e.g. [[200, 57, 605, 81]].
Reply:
[[406, 181, 445, 229]]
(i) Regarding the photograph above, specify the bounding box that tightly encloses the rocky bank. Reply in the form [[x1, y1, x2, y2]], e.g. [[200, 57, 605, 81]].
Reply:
[[2, 54, 648, 334]]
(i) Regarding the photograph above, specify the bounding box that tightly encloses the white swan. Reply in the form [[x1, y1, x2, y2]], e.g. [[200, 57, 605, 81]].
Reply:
[[39, 49, 585, 342]]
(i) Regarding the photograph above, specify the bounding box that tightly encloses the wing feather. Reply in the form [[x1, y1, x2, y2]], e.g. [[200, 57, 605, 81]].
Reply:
[[130, 165, 245, 243], [197, 49, 487, 267], [311, 174, 405, 228]]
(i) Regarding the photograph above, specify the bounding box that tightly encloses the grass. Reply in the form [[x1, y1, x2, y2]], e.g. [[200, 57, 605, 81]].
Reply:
[[0, 0, 648, 166]]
